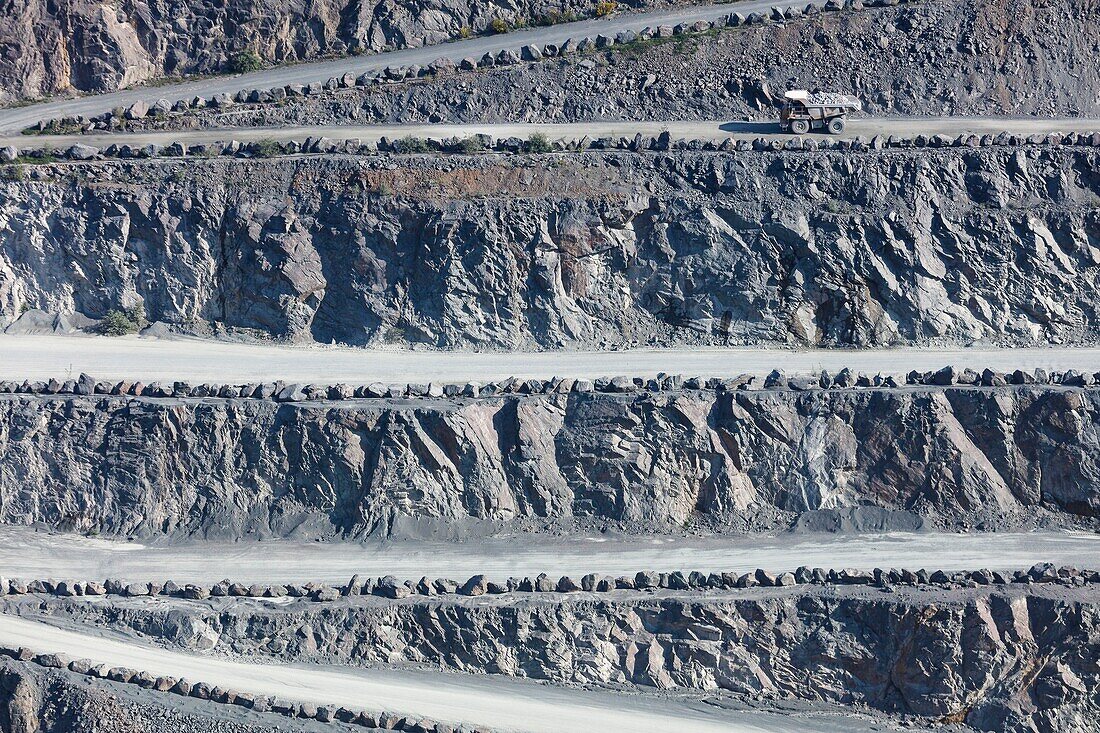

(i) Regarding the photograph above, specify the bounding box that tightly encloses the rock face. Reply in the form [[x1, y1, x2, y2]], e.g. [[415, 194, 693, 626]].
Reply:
[[18, 585, 1100, 733], [2, 147, 1100, 349], [147, 0, 1100, 127], [0, 663, 41, 733], [0, 0, 660, 103], [1, 386, 1097, 539]]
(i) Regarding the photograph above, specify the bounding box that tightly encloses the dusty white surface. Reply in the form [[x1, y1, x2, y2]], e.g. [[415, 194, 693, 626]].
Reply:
[[0, 614, 906, 732], [1, 527, 1095, 584], [3, 334, 1100, 384], [5, 116, 1096, 149]]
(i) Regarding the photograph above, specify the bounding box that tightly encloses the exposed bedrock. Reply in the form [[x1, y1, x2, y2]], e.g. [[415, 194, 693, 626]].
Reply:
[[12, 586, 1100, 732], [0, 385, 1097, 539], [2, 147, 1100, 349], [0, 0, 657, 103], [155, 0, 1100, 128]]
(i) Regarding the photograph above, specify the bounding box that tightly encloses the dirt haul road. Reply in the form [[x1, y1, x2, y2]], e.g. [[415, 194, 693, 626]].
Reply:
[[3, 334, 1100, 385], [0, 614, 915, 733], [4, 117, 1098, 150], [0, 528, 1095, 585]]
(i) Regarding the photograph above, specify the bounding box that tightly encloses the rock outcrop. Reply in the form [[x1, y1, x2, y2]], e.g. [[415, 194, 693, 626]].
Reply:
[[1, 385, 1097, 539], [12, 584, 1099, 732], [2, 146, 1099, 349], [0, 0, 664, 103]]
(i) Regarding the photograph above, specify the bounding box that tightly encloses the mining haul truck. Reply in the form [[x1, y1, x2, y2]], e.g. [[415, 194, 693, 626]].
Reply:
[[779, 90, 862, 134]]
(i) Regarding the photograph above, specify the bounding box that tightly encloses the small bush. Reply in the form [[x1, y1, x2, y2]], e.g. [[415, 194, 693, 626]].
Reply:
[[252, 138, 282, 158], [228, 50, 263, 74], [595, 0, 618, 16], [97, 304, 147, 336], [97, 310, 139, 336], [526, 133, 553, 153], [457, 26, 472, 39], [398, 136, 431, 153], [455, 136, 485, 153], [490, 17, 509, 33], [536, 9, 577, 25]]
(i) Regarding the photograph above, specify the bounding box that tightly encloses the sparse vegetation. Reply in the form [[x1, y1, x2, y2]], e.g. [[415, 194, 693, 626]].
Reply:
[[490, 17, 509, 34], [595, 0, 618, 17], [1, 165, 24, 181], [252, 138, 283, 158], [227, 49, 263, 74], [381, 324, 410, 343], [535, 9, 577, 25], [457, 26, 472, 39], [455, 136, 486, 154], [97, 304, 147, 336], [397, 136, 432, 153], [526, 133, 553, 153]]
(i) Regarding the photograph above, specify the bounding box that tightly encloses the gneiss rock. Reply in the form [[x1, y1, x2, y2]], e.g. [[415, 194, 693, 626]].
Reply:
[[458, 575, 489, 596]]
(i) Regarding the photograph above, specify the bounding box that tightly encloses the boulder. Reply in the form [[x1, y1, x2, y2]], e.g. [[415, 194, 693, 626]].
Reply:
[[458, 574, 489, 596]]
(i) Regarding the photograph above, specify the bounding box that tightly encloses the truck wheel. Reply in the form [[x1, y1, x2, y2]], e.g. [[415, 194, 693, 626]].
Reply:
[[790, 119, 810, 135], [827, 117, 846, 135]]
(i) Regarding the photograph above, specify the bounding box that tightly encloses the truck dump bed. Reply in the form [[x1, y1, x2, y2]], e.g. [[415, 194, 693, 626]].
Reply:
[[784, 90, 862, 110]]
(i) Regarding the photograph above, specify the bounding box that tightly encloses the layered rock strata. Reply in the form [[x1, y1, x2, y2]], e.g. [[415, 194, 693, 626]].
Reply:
[[7, 583, 1097, 732], [1, 384, 1097, 539], [2, 146, 1099, 349]]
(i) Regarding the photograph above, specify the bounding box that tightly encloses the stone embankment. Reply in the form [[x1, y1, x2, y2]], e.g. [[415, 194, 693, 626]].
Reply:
[[1, 364, 1097, 401], [1, 377, 1099, 539], [0, 646, 458, 732], [0, 561, 1093, 603]]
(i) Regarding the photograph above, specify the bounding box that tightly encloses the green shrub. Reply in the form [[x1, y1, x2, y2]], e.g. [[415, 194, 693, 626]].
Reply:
[[595, 0, 618, 17], [228, 50, 263, 74], [536, 9, 577, 25], [252, 138, 282, 158], [490, 17, 509, 33], [455, 136, 485, 153], [97, 304, 147, 336], [97, 310, 139, 336], [398, 136, 431, 153], [526, 133, 553, 153], [457, 26, 472, 39]]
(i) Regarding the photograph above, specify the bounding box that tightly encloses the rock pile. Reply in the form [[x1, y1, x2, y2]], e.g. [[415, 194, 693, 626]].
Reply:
[[3, 366, 1098, 406], [0, 644, 466, 732], [3, 563, 1093, 604]]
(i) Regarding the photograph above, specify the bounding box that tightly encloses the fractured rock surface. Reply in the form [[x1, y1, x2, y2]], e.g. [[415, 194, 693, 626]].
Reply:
[[2, 147, 1099, 349], [0, 0, 661, 103], [0, 385, 1097, 539], [9, 584, 1099, 732]]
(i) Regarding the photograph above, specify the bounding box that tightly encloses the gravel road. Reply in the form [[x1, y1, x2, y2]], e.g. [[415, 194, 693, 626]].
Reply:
[[0, 0, 803, 135], [0, 614, 911, 733], [1, 527, 1094, 584], [4, 334, 1100, 384], [6, 117, 1098, 150]]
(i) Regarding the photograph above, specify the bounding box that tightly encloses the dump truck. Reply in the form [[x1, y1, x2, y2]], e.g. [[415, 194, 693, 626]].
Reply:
[[779, 90, 862, 134]]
